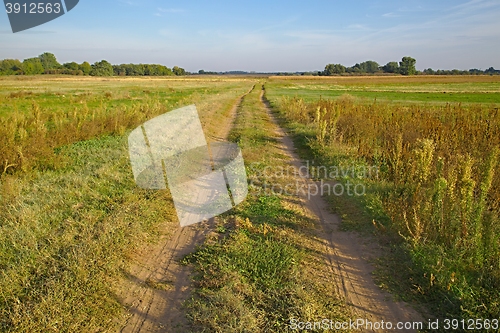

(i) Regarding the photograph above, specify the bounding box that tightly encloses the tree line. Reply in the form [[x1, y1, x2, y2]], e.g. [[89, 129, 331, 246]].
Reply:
[[0, 52, 186, 76], [2, 53, 498, 77], [321, 56, 499, 76]]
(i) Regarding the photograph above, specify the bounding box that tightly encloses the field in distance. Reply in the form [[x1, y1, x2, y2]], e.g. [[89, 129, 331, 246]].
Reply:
[[267, 75, 500, 104]]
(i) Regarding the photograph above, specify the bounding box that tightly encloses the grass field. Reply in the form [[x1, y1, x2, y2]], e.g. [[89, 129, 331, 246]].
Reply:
[[266, 75, 500, 104], [0, 76, 254, 332], [1, 75, 499, 332], [0, 76, 253, 174]]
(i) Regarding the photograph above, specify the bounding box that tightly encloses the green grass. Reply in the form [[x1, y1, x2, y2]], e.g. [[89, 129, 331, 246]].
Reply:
[[0, 135, 176, 332], [0, 77, 252, 174], [266, 76, 500, 104], [0, 76, 256, 117], [183, 84, 352, 332], [5, 74, 499, 331]]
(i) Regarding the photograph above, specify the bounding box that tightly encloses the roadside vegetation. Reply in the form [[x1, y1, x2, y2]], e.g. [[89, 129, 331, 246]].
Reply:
[[265, 76, 500, 327]]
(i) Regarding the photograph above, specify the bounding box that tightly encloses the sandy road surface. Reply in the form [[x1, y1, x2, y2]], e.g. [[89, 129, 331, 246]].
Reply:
[[260, 88, 422, 333]]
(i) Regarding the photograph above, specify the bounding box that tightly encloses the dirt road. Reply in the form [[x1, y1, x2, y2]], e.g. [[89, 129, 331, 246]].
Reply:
[[119, 84, 422, 333], [118, 87, 253, 333], [260, 87, 422, 332]]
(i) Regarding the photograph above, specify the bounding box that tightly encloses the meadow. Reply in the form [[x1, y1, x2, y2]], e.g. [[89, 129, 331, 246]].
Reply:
[[265, 75, 500, 327], [0, 76, 254, 332], [267, 75, 500, 104], [1, 74, 500, 332]]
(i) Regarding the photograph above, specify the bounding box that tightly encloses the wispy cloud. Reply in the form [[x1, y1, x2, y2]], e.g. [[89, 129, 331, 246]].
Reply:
[[155, 7, 185, 17], [157, 8, 184, 13], [452, 0, 499, 11], [382, 12, 399, 18], [117, 0, 140, 6]]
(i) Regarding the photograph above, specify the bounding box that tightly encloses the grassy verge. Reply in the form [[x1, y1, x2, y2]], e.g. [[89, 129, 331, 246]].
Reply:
[[183, 84, 352, 332], [264, 84, 500, 331]]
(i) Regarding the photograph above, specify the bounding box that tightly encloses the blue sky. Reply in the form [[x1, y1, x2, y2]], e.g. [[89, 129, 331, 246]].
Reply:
[[1, 0, 499, 72]]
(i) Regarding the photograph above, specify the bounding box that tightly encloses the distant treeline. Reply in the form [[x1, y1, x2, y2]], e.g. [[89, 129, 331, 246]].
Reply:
[[0, 52, 186, 76], [2, 53, 499, 77], [318, 56, 500, 76]]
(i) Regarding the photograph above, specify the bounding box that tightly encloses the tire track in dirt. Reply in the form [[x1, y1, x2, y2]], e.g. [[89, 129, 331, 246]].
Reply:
[[260, 86, 422, 332], [118, 85, 255, 333]]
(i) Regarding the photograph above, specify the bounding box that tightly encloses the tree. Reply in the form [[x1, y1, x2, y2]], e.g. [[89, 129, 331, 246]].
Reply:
[[345, 61, 380, 74], [172, 66, 186, 76], [80, 61, 91, 75], [63, 62, 80, 71], [348, 63, 362, 73], [399, 56, 416, 75], [22, 58, 45, 75], [90, 60, 113, 76], [0, 59, 23, 75], [323, 63, 346, 75], [158, 65, 173, 76], [38, 52, 61, 71], [134, 64, 145, 75], [485, 67, 499, 75], [362, 60, 380, 73], [383, 61, 399, 74], [113, 64, 126, 76]]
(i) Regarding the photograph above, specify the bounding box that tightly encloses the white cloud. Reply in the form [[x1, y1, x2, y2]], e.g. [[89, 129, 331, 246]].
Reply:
[[157, 8, 184, 13], [382, 12, 399, 18], [117, 0, 140, 6]]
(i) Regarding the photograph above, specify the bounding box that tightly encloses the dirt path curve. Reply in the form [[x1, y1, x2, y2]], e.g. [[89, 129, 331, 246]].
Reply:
[[118, 86, 255, 333], [260, 87, 423, 332]]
